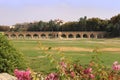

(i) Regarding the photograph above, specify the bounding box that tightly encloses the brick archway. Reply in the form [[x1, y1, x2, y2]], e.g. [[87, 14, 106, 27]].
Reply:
[[76, 34, 81, 38], [90, 34, 95, 38], [18, 34, 24, 38], [11, 34, 17, 38], [33, 34, 39, 38], [26, 34, 32, 39], [61, 34, 67, 38], [41, 34, 46, 38], [4, 31, 106, 39], [83, 34, 88, 38], [68, 34, 74, 38]]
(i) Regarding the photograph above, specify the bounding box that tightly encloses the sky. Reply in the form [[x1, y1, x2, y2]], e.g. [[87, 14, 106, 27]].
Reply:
[[0, 0, 120, 26]]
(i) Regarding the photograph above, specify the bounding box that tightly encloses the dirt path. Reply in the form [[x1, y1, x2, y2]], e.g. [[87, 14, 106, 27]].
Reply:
[[53, 47, 120, 52], [100, 48, 120, 52]]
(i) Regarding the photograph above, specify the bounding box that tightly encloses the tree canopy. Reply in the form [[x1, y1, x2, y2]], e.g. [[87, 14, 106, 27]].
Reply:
[[1, 14, 120, 37]]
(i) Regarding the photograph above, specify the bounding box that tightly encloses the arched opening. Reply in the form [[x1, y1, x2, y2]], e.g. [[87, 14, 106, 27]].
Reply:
[[26, 34, 32, 39], [33, 34, 39, 38], [61, 34, 66, 38], [41, 34, 46, 38], [5, 34, 9, 38], [90, 34, 95, 38], [68, 34, 74, 38], [11, 34, 17, 38], [83, 34, 88, 38], [18, 34, 24, 38], [48, 34, 54, 38], [76, 34, 81, 38], [97, 34, 103, 38]]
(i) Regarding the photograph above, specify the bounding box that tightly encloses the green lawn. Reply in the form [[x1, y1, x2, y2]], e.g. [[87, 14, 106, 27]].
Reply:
[[10, 39, 120, 73]]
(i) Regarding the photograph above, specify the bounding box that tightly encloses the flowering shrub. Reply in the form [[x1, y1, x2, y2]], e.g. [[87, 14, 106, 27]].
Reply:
[[14, 61, 120, 80], [45, 73, 59, 80], [13, 47, 120, 80], [14, 69, 31, 80], [112, 61, 120, 71], [57, 61, 96, 79]]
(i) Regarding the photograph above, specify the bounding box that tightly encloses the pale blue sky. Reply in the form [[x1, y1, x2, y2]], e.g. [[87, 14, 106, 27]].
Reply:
[[0, 0, 120, 25]]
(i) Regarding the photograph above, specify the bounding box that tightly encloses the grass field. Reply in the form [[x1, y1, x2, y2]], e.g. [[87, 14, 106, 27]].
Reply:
[[10, 38, 120, 74]]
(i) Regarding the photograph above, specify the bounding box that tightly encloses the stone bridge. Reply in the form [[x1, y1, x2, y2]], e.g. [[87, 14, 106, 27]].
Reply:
[[4, 31, 106, 39]]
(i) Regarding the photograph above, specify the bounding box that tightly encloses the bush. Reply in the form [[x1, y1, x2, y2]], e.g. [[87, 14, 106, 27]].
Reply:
[[0, 34, 26, 74]]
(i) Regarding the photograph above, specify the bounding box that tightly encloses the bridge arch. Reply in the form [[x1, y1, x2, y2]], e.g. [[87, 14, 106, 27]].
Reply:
[[48, 34, 53, 38], [90, 34, 95, 38], [61, 34, 67, 38], [26, 34, 32, 38], [33, 34, 39, 38], [68, 34, 74, 38], [11, 34, 17, 38], [5, 34, 9, 38], [18, 34, 24, 38], [76, 34, 81, 38], [41, 34, 46, 38], [97, 34, 103, 38], [83, 34, 88, 38]]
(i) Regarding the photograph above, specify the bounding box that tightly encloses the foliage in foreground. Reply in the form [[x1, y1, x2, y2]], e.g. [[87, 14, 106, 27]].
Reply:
[[0, 34, 26, 74], [14, 47, 120, 80], [14, 60, 120, 80]]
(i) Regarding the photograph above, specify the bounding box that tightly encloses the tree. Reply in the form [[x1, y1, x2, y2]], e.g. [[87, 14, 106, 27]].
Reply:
[[78, 16, 87, 31], [86, 18, 101, 31], [60, 22, 78, 31], [99, 20, 108, 31], [0, 26, 10, 31], [48, 20, 61, 31], [107, 14, 120, 37]]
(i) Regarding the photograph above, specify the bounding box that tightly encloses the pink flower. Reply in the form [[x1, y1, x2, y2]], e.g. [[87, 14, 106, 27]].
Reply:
[[89, 74, 95, 79], [113, 65, 119, 70], [14, 69, 23, 79], [14, 69, 31, 80], [112, 64, 120, 71], [23, 70, 31, 80], [60, 62, 67, 68], [118, 65, 120, 69], [70, 71, 75, 78], [112, 61, 120, 71], [84, 68, 92, 74], [45, 73, 59, 80]]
